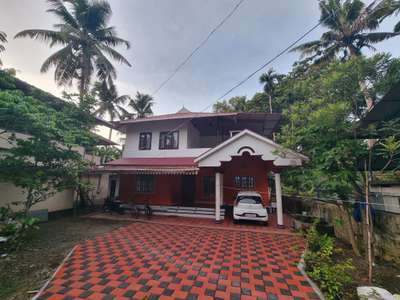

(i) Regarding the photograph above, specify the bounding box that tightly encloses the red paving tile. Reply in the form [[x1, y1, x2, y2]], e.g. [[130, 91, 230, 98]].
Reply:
[[36, 222, 321, 300]]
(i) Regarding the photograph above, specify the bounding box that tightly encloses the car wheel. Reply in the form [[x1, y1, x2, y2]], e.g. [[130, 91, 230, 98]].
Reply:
[[233, 219, 239, 224]]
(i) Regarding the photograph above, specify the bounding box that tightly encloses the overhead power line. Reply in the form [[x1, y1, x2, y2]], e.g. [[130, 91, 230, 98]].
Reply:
[[151, 0, 246, 96], [165, 12, 332, 134], [215, 20, 325, 102]]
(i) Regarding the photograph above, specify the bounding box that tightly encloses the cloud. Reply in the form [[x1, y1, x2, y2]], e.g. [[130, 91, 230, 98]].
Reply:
[[1, 0, 399, 116]]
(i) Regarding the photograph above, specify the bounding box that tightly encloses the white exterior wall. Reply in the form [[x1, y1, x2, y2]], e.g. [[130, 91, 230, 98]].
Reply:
[[123, 120, 210, 158], [0, 130, 109, 213], [0, 182, 74, 212], [370, 185, 400, 213]]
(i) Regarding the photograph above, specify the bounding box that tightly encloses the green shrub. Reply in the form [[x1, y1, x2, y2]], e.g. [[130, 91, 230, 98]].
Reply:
[[304, 222, 355, 300], [0, 206, 39, 252]]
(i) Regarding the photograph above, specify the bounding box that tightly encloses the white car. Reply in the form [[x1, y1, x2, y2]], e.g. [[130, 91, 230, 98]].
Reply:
[[233, 191, 268, 224]]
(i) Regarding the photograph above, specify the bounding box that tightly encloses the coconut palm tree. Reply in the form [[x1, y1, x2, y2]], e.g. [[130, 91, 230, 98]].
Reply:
[[128, 92, 154, 119], [92, 78, 130, 139], [291, 0, 397, 109], [292, 0, 396, 63], [259, 68, 283, 113], [15, 0, 131, 99], [380, 0, 400, 32], [0, 31, 7, 66]]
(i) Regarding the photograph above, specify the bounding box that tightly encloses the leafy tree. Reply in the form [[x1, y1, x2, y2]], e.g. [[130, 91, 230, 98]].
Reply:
[[291, 0, 397, 64], [94, 146, 121, 164], [92, 78, 130, 139], [277, 55, 400, 260], [0, 72, 96, 213], [0, 31, 7, 66], [213, 96, 250, 112], [15, 0, 131, 98], [259, 68, 284, 113], [128, 92, 154, 118], [291, 0, 399, 109]]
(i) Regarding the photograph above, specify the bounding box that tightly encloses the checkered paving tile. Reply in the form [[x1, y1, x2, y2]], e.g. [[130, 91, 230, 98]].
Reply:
[[36, 222, 321, 299]]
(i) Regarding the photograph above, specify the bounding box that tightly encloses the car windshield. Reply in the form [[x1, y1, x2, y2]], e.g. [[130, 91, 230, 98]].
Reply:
[[237, 195, 262, 204]]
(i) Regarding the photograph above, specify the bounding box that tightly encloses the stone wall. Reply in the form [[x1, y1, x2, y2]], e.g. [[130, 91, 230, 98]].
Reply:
[[284, 197, 400, 264]]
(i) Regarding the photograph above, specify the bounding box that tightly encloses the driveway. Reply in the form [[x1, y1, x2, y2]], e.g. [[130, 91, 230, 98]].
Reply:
[[37, 221, 321, 300]]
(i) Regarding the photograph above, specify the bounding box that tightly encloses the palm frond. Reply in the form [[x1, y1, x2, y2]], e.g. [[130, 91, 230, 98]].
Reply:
[[46, 0, 79, 29], [0, 31, 7, 43], [290, 40, 322, 53], [93, 47, 117, 80], [98, 44, 131, 67], [40, 44, 75, 74], [360, 31, 399, 43], [14, 29, 67, 46], [395, 20, 400, 32]]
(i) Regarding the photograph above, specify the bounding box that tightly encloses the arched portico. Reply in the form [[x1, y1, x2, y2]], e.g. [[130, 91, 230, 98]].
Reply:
[[195, 129, 308, 227]]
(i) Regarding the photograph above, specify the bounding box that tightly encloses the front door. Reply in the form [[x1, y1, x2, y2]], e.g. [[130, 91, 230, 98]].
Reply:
[[181, 175, 196, 206]]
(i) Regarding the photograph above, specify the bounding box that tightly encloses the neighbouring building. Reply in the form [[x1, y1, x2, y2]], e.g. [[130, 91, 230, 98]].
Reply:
[[99, 108, 308, 226], [0, 73, 116, 218], [359, 81, 400, 214]]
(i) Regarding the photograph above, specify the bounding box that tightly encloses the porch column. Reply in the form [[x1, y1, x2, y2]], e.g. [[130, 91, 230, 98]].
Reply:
[[215, 172, 222, 222], [274, 173, 284, 228], [220, 173, 224, 206]]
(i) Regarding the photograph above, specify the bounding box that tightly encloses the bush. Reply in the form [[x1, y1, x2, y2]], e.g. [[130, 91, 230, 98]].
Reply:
[[304, 222, 355, 300], [0, 206, 39, 252]]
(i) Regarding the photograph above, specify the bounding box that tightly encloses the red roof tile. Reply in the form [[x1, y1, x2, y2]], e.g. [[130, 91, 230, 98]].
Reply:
[[106, 157, 197, 167]]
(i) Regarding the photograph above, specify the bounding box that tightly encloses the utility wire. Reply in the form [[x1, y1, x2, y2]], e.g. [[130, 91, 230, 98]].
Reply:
[[151, 0, 247, 96], [164, 13, 330, 135]]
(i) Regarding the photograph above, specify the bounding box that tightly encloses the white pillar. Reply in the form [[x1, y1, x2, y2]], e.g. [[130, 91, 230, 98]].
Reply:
[[215, 172, 222, 222], [275, 173, 284, 227], [220, 173, 224, 206]]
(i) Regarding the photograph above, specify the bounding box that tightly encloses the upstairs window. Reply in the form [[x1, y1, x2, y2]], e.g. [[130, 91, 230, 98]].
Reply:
[[136, 175, 154, 193], [139, 132, 152, 150], [234, 176, 255, 190], [159, 131, 179, 149]]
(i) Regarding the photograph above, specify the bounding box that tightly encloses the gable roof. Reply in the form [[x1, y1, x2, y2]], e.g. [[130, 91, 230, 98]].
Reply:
[[195, 129, 308, 167]]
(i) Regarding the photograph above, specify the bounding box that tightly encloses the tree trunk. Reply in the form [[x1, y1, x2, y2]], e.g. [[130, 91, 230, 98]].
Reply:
[[25, 188, 34, 215], [365, 170, 373, 284], [268, 94, 273, 113], [108, 127, 113, 141], [340, 204, 361, 256]]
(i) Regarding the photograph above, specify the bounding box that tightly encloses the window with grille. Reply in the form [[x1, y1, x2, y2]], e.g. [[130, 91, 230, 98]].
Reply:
[[203, 176, 215, 197], [159, 131, 179, 149], [136, 175, 154, 193], [234, 176, 255, 190], [139, 132, 152, 150]]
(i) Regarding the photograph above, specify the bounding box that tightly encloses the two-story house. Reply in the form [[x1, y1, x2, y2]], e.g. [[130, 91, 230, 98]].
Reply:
[[102, 108, 308, 227]]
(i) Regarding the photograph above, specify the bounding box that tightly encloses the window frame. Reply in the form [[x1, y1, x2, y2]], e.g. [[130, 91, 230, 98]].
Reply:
[[234, 176, 255, 190], [136, 175, 155, 193], [203, 176, 215, 198], [138, 132, 152, 150], [159, 130, 179, 150]]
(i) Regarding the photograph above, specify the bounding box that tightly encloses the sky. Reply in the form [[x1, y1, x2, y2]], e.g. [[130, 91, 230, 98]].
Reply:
[[1, 0, 400, 117]]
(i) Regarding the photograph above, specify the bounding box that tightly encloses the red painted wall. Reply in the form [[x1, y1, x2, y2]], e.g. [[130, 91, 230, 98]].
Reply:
[[220, 155, 270, 206], [195, 155, 271, 206], [119, 174, 182, 205], [118, 155, 271, 207]]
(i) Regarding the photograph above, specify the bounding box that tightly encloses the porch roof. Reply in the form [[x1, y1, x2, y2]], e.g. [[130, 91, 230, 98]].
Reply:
[[96, 157, 199, 175]]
